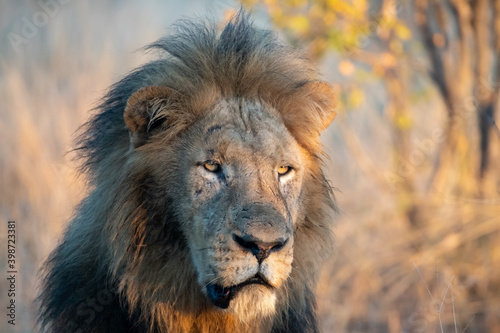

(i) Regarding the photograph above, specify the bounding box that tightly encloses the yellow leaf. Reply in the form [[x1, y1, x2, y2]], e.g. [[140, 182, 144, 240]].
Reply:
[[395, 113, 413, 130], [288, 15, 310, 34], [394, 23, 411, 40], [348, 88, 364, 107], [390, 40, 403, 54], [285, 0, 308, 7]]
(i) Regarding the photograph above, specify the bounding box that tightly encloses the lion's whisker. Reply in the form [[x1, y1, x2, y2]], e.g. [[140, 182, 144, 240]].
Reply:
[[204, 276, 221, 289]]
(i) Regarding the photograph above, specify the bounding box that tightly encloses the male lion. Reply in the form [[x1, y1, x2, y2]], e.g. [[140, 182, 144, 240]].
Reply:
[[39, 12, 337, 333]]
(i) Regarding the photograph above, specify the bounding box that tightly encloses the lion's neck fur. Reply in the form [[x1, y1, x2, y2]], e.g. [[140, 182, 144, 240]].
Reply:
[[148, 303, 273, 333]]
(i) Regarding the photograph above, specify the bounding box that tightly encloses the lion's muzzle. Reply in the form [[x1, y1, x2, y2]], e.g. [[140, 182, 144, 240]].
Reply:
[[203, 204, 293, 309]]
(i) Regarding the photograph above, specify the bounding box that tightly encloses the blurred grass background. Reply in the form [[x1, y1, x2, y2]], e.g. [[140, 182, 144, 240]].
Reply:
[[1, 0, 499, 332]]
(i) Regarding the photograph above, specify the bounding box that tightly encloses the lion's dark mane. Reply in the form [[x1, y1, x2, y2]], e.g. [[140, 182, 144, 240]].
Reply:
[[38, 12, 334, 333]]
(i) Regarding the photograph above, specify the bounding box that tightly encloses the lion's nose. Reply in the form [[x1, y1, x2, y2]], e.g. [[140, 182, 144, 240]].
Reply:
[[232, 234, 288, 263]]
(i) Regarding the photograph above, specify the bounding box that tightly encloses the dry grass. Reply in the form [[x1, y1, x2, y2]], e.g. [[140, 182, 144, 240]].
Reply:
[[1, 1, 499, 332]]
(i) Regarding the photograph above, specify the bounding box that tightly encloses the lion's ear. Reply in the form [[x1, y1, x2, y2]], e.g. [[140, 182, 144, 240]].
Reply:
[[124, 86, 178, 148], [303, 81, 337, 132], [282, 81, 336, 147]]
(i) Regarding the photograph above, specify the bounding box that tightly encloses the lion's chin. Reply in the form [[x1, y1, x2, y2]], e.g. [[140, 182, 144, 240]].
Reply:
[[206, 278, 277, 322], [226, 284, 277, 323]]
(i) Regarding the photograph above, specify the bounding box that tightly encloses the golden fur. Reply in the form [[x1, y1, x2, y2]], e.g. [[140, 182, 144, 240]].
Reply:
[[39, 12, 336, 333]]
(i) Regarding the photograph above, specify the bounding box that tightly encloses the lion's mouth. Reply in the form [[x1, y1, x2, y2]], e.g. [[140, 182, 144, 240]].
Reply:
[[206, 275, 271, 309]]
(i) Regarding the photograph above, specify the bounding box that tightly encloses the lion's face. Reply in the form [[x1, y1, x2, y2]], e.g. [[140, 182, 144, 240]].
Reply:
[[173, 98, 306, 320], [123, 81, 335, 325]]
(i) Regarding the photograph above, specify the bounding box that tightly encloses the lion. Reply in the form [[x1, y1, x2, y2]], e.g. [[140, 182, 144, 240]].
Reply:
[[38, 12, 337, 333]]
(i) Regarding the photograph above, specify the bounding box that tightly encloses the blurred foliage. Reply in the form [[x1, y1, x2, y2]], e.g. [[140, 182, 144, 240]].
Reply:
[[243, 0, 416, 121], [243, 0, 410, 59]]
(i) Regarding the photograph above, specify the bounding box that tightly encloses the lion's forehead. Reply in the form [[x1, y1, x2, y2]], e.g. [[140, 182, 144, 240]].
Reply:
[[197, 98, 301, 160]]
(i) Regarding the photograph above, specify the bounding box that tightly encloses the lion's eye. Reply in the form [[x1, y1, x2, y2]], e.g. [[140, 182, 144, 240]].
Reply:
[[277, 166, 291, 176], [204, 161, 220, 172]]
